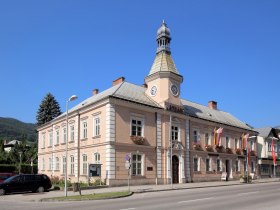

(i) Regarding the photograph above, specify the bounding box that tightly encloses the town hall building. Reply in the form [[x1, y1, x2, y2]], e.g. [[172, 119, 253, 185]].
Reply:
[[37, 21, 257, 186]]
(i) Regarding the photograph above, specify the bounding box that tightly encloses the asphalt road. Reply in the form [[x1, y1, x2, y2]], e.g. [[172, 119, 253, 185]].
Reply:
[[1, 182, 280, 210]]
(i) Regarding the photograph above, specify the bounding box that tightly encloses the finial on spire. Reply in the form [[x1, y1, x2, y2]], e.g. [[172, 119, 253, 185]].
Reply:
[[156, 20, 171, 54], [162, 19, 165, 24]]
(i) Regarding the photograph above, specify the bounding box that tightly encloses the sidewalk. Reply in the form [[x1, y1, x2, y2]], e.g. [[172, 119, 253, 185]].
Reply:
[[1, 178, 279, 202]]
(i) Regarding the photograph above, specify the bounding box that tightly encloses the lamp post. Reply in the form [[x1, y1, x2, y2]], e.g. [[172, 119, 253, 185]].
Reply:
[[65, 95, 78, 197]]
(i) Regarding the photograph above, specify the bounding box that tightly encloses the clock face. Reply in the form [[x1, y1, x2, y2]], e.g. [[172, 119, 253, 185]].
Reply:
[[150, 86, 157, 96], [170, 84, 179, 96]]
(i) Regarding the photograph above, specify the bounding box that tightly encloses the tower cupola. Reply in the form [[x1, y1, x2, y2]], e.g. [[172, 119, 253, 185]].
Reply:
[[156, 20, 171, 54]]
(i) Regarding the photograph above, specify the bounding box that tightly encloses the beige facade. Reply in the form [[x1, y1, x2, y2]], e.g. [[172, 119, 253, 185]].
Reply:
[[37, 21, 257, 186]]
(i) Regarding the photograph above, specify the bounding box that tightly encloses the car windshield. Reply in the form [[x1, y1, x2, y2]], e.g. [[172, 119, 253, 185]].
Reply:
[[3, 175, 19, 183]]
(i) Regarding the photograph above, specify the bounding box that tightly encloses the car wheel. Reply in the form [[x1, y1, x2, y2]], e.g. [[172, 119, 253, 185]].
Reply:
[[0, 189, 5, 196], [37, 186, 45, 193]]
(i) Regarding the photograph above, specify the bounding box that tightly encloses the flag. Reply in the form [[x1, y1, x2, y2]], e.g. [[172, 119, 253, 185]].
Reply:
[[248, 147, 251, 173], [272, 139, 276, 166], [216, 127, 223, 146], [213, 127, 217, 145], [243, 133, 249, 149]]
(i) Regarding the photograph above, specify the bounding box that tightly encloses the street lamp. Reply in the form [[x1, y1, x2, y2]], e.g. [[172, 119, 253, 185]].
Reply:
[[65, 95, 78, 197]]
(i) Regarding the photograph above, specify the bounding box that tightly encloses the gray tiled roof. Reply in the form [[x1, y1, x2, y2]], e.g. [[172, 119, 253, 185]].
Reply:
[[181, 99, 254, 131], [54, 82, 253, 131], [254, 127, 273, 138]]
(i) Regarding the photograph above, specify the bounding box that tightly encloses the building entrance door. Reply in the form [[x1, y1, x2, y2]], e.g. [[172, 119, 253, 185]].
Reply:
[[172, 155, 179, 184], [226, 160, 230, 181]]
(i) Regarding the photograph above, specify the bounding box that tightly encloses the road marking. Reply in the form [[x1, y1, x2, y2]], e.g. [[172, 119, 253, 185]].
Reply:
[[178, 197, 214, 203], [120, 208, 136, 210], [238, 191, 259, 196]]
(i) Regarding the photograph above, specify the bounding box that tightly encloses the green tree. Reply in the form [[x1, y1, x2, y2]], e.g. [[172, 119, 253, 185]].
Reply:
[[36, 93, 62, 126]]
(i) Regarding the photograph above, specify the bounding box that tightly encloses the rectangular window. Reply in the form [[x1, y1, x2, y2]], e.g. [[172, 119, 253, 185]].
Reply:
[[132, 154, 142, 176], [131, 118, 143, 136], [236, 160, 239, 172], [171, 125, 179, 141], [226, 136, 230, 148], [193, 130, 198, 143], [206, 158, 211, 172], [194, 157, 199, 172], [49, 131, 53, 147], [82, 155, 87, 175], [239, 138, 242, 149], [268, 143, 272, 152], [250, 140, 254, 150], [93, 117, 100, 137], [62, 157, 66, 174], [63, 128, 66, 143], [56, 130, 59, 145], [48, 157, 52, 170], [70, 125, 75, 141], [55, 157, 59, 171], [82, 121, 88, 139], [217, 159, 221, 172], [70, 156, 74, 175], [94, 153, 100, 164], [235, 138, 238, 149], [205, 133, 209, 145]]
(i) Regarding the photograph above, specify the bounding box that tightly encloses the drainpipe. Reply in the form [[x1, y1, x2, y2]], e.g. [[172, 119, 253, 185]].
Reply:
[[155, 112, 158, 185]]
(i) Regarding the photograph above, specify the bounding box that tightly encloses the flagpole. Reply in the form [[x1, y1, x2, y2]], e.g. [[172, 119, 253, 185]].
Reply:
[[246, 139, 248, 183]]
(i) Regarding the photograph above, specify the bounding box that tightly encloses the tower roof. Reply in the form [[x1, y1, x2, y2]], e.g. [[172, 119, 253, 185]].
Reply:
[[147, 21, 180, 76]]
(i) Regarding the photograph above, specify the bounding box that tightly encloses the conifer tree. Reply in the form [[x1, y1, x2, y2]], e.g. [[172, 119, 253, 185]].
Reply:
[[36, 93, 62, 126]]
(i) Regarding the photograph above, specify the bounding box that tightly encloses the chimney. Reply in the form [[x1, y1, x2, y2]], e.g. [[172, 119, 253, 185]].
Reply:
[[208, 101, 217, 110], [142, 83, 148, 88], [112, 77, 125, 86], [92, 89, 99, 95]]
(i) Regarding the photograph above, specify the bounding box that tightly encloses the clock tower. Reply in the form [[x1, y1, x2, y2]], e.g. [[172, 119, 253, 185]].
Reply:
[[145, 21, 183, 107]]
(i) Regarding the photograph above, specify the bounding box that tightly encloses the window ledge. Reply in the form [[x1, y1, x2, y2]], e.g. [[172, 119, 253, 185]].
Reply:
[[41, 147, 45, 149], [194, 171, 202, 174], [61, 142, 66, 145], [54, 144, 59, 146], [47, 146, 52, 148], [81, 138, 88, 141], [68, 141, 74, 143], [92, 135, 101, 139]]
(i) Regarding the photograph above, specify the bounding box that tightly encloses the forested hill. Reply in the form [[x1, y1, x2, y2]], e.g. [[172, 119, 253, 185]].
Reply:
[[0, 117, 37, 142]]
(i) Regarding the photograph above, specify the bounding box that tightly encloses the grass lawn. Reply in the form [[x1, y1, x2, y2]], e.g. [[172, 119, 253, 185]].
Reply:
[[41, 191, 132, 201]]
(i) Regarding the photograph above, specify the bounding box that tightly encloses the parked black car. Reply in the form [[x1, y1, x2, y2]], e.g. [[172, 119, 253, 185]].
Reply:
[[0, 174, 52, 195]]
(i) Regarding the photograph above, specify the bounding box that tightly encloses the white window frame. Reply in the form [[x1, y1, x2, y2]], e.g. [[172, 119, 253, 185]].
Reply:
[[55, 157, 59, 171], [70, 155, 74, 175], [94, 152, 101, 164], [42, 134, 45, 148], [70, 125, 75, 142], [130, 116, 144, 137], [93, 116, 101, 137], [82, 121, 88, 139], [56, 130, 59, 145], [131, 153, 144, 176], [226, 136, 230, 148], [205, 133, 210, 145], [206, 158, 211, 172], [193, 157, 200, 172], [48, 157, 52, 171], [171, 124, 180, 141], [236, 159, 240, 172], [82, 154, 88, 175], [193, 129, 199, 144]]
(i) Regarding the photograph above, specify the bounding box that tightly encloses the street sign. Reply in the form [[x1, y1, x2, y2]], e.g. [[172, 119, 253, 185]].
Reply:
[[125, 154, 130, 161]]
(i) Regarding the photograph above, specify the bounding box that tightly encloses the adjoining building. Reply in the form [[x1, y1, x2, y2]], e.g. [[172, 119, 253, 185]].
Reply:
[[37, 21, 257, 186], [255, 127, 280, 178]]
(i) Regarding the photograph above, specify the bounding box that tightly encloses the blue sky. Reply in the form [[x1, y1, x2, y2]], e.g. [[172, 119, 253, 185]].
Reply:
[[0, 0, 279, 128]]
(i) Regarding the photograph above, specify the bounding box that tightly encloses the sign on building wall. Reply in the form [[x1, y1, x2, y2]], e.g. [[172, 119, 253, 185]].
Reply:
[[89, 164, 102, 177]]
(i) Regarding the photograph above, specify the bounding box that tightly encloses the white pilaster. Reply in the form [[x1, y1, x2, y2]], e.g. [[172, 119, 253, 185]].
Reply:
[[105, 104, 116, 179], [156, 113, 162, 178], [185, 119, 191, 182]]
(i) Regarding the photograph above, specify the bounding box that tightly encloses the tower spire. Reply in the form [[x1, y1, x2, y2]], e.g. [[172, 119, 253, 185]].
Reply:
[[156, 21, 171, 54]]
